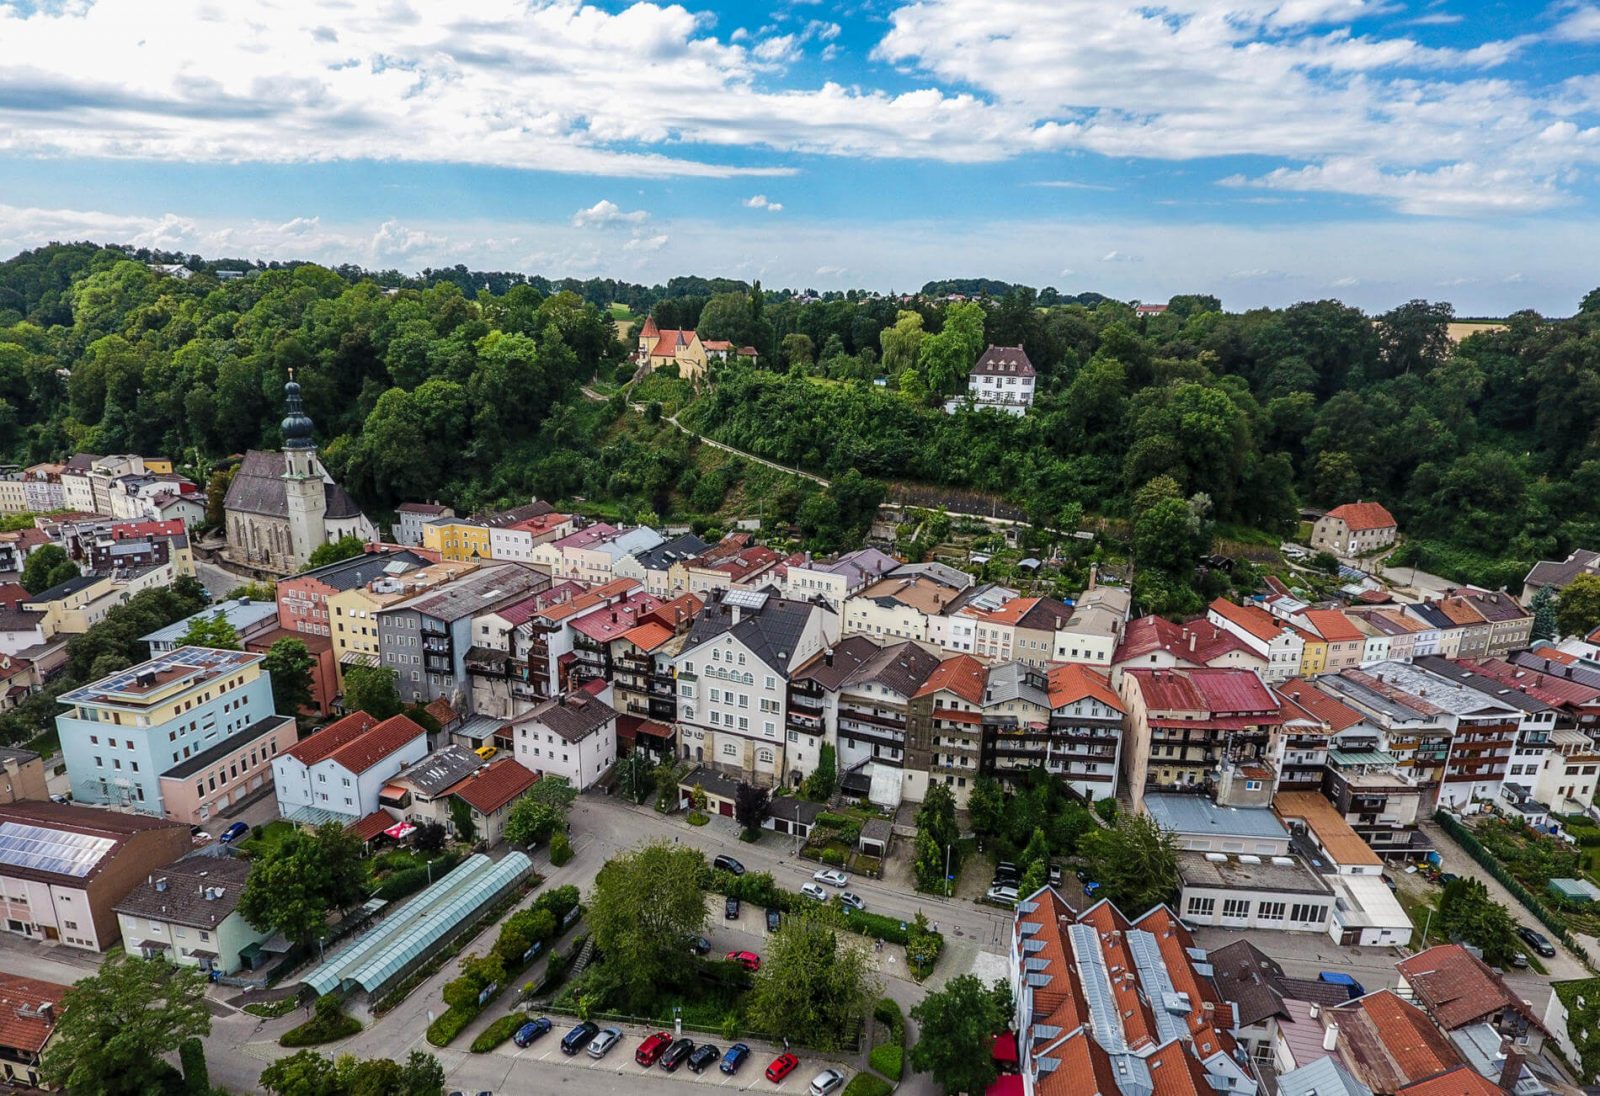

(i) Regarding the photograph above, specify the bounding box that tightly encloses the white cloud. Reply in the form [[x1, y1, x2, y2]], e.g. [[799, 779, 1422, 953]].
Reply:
[[1221, 157, 1570, 216], [1554, 3, 1600, 41], [623, 232, 670, 251], [744, 194, 785, 212], [571, 199, 650, 228]]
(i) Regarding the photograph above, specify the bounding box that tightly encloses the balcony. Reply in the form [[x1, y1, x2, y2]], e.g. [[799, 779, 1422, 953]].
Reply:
[[839, 706, 905, 731], [789, 711, 824, 732], [790, 692, 824, 712], [422, 635, 451, 655]]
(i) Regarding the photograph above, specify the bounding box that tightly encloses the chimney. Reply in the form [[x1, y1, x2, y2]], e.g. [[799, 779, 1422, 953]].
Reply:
[[154, 877, 168, 893], [1498, 1045, 1524, 1091], [1189, 631, 1197, 654], [1322, 1023, 1339, 1051], [824, 649, 834, 668]]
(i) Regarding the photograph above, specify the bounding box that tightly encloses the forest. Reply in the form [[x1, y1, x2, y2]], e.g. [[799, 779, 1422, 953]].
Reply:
[[1, 243, 1597, 609]]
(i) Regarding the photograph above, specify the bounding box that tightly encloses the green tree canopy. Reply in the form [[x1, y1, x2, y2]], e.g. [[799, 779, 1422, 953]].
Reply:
[[1082, 812, 1180, 914], [586, 840, 708, 1004], [265, 636, 316, 715], [909, 975, 1012, 1096], [745, 906, 878, 1052], [304, 535, 366, 570], [176, 611, 241, 650], [20, 543, 78, 594], [42, 956, 211, 1095], [1558, 574, 1600, 639], [342, 664, 402, 720], [238, 823, 368, 944]]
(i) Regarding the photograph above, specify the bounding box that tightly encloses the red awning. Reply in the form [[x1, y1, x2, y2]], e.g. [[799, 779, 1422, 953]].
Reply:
[[384, 821, 416, 840], [986, 1075, 1025, 1096], [991, 1032, 1019, 1064]]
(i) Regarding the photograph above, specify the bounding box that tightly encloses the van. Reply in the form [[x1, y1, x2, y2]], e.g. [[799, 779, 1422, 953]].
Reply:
[[475, 745, 497, 761]]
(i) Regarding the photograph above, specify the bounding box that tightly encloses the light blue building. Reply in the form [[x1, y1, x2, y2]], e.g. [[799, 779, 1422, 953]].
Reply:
[[55, 646, 290, 823], [141, 597, 281, 656]]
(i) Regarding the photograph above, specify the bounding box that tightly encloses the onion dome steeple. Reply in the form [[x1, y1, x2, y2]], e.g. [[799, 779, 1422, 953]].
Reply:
[[281, 370, 315, 451]]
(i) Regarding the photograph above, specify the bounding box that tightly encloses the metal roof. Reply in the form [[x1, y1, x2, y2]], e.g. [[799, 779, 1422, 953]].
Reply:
[[301, 852, 531, 997], [1144, 794, 1289, 840], [1276, 1055, 1372, 1096]]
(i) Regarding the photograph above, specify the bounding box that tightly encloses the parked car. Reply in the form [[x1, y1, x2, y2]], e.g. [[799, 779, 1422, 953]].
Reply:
[[474, 745, 497, 760], [714, 854, 746, 876], [513, 1017, 552, 1047], [219, 822, 249, 844], [838, 891, 865, 911], [1083, 881, 1101, 898], [659, 1037, 695, 1072], [561, 1021, 599, 1055], [986, 883, 1019, 905], [1381, 874, 1397, 891], [800, 882, 828, 902], [1048, 862, 1063, 887], [809, 1068, 846, 1096], [766, 908, 782, 932], [766, 1053, 800, 1083], [1509, 951, 1530, 970], [688, 934, 712, 955], [688, 1043, 721, 1073], [1317, 972, 1365, 999], [725, 895, 741, 919], [1440, 872, 1460, 885], [1517, 926, 1557, 957], [727, 950, 762, 972], [721, 1043, 751, 1075], [587, 1027, 622, 1059], [191, 831, 211, 844], [813, 868, 849, 887], [995, 861, 1020, 882], [635, 1032, 673, 1066]]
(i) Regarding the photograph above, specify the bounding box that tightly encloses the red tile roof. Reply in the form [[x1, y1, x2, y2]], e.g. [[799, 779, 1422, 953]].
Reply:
[[1046, 663, 1124, 713], [1188, 667, 1277, 713], [915, 654, 988, 706], [620, 621, 675, 652], [1301, 609, 1366, 644], [1326, 502, 1397, 531], [425, 697, 458, 726], [1396, 1065, 1504, 1096], [345, 810, 395, 843], [1334, 990, 1462, 1094], [450, 757, 538, 814], [1209, 598, 1291, 644], [281, 711, 378, 765], [1277, 679, 1366, 731], [1396, 944, 1546, 1034], [0, 972, 66, 1054], [1115, 615, 1253, 665], [325, 714, 427, 774], [570, 592, 664, 642]]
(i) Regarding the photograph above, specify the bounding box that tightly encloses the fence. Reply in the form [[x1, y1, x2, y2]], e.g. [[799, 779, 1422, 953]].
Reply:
[[1433, 810, 1595, 971]]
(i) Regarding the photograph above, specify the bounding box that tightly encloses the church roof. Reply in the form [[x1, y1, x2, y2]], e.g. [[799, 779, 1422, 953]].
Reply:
[[224, 450, 365, 520]]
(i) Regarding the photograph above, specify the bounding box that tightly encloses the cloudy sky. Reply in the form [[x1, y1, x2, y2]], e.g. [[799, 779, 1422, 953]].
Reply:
[[1, 0, 1598, 312]]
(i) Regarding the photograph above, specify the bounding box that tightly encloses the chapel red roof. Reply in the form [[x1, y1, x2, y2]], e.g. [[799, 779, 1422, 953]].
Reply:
[[1326, 501, 1397, 531]]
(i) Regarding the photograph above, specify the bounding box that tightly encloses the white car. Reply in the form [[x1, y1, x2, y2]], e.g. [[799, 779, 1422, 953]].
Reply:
[[586, 1027, 622, 1059], [813, 868, 849, 887], [986, 883, 1019, 905], [800, 882, 828, 902], [838, 891, 865, 911], [810, 1068, 846, 1096]]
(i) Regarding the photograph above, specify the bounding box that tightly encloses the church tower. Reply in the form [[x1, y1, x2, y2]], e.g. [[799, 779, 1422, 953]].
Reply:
[[280, 372, 327, 567]]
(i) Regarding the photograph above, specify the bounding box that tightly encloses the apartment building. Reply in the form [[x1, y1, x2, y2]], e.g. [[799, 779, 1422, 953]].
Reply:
[[1207, 598, 1305, 682], [1119, 667, 1282, 809], [905, 654, 987, 807]]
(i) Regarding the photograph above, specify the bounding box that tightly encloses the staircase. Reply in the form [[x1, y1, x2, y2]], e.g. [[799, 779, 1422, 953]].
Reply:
[[567, 937, 596, 981]]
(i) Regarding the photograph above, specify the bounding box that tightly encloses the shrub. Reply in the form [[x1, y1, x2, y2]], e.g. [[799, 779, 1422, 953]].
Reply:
[[471, 1013, 525, 1053], [843, 1074, 893, 1096], [374, 851, 462, 901], [243, 998, 299, 1019], [426, 1006, 475, 1047], [869, 1043, 904, 1080], [550, 831, 574, 866], [687, 811, 709, 826], [873, 997, 905, 1033], [820, 846, 848, 867], [842, 909, 910, 945], [279, 996, 362, 1047]]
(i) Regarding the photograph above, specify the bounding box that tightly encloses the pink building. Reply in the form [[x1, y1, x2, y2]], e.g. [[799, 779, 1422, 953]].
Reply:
[[157, 713, 296, 826]]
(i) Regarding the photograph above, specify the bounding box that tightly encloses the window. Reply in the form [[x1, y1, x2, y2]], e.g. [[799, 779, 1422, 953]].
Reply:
[[1258, 901, 1286, 922], [1290, 903, 1326, 923], [757, 749, 774, 764], [721, 743, 737, 757], [1222, 899, 1250, 919], [1186, 896, 1215, 917], [1245, 780, 1262, 791]]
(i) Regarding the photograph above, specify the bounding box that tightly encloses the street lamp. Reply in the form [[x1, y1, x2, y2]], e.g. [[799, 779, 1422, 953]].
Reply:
[[945, 843, 952, 898]]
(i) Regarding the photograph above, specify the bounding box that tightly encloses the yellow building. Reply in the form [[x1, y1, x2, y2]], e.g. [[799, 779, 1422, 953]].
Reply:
[[142, 456, 174, 475], [636, 317, 709, 381], [421, 517, 492, 562], [327, 559, 479, 686], [1297, 628, 1329, 677]]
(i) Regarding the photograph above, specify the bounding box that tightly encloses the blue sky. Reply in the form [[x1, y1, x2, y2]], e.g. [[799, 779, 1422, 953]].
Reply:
[[1, 0, 1599, 313]]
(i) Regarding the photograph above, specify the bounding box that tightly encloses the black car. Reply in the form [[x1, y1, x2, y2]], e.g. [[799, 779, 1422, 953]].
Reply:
[[994, 861, 1019, 883], [725, 895, 740, 919], [766, 907, 782, 932], [1517, 926, 1557, 957], [688, 934, 712, 955], [659, 1037, 695, 1072], [560, 1021, 599, 1055], [687, 1043, 721, 1073], [714, 854, 746, 876]]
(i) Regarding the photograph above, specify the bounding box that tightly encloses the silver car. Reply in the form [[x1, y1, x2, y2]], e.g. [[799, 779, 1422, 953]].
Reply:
[[838, 891, 865, 911], [809, 1068, 846, 1096], [800, 882, 828, 902], [587, 1027, 622, 1059], [813, 868, 849, 887]]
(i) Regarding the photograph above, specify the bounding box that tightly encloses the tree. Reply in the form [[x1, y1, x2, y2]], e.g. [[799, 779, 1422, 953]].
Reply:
[[261, 1048, 445, 1096], [1018, 826, 1052, 896], [342, 663, 402, 719], [177, 611, 241, 650], [616, 750, 655, 804], [504, 797, 562, 848], [909, 975, 1011, 1096], [966, 775, 1005, 839], [1531, 585, 1559, 641], [781, 333, 815, 372], [442, 951, 504, 1010], [304, 534, 366, 570], [1437, 877, 1519, 965], [414, 820, 447, 853], [803, 742, 837, 802], [1558, 574, 1600, 639], [42, 955, 211, 1095], [1134, 494, 1205, 575], [734, 782, 771, 835], [914, 784, 960, 889], [238, 823, 368, 944], [745, 906, 878, 1051], [587, 840, 708, 1004], [265, 636, 316, 715], [1081, 813, 1179, 914], [259, 1050, 337, 1096], [449, 796, 477, 844], [20, 544, 78, 594]]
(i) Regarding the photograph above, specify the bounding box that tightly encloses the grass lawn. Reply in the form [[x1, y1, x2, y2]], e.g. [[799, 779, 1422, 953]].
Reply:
[[236, 819, 295, 859]]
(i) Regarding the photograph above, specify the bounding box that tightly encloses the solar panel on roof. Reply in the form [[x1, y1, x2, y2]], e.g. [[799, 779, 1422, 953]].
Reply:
[[0, 822, 116, 877], [723, 589, 769, 610]]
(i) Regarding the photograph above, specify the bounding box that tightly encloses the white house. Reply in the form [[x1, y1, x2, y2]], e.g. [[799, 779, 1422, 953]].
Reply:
[[271, 712, 428, 822], [510, 685, 618, 791], [946, 345, 1035, 415]]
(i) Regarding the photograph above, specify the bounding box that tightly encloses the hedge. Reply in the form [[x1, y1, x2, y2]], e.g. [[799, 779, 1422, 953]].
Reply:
[[873, 998, 904, 1032], [869, 1044, 903, 1080], [843, 909, 910, 945], [280, 998, 362, 1047], [1434, 810, 1594, 969], [550, 831, 574, 866], [843, 1074, 893, 1096], [870, 996, 906, 1080], [471, 1014, 525, 1053], [374, 851, 463, 902], [426, 1006, 475, 1047]]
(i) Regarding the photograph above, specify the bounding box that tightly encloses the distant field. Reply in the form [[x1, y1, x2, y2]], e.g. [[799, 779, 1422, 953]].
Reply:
[[1446, 321, 1506, 343], [608, 303, 636, 320]]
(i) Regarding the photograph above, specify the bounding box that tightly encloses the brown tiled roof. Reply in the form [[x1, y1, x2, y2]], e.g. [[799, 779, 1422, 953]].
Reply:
[[1210, 597, 1291, 644], [1396, 1066, 1503, 1096], [0, 972, 66, 1055], [514, 692, 616, 743], [450, 758, 538, 814], [914, 654, 987, 706], [1301, 609, 1366, 644], [346, 811, 396, 843], [425, 697, 458, 726], [113, 856, 252, 927], [1277, 679, 1367, 731], [1334, 990, 1462, 1094], [1396, 944, 1547, 1034], [281, 711, 378, 765], [1274, 792, 1381, 866], [325, 714, 427, 774], [1045, 663, 1124, 713], [1326, 502, 1396, 531]]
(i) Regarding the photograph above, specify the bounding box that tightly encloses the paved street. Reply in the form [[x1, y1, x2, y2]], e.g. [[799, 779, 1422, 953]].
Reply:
[[194, 558, 250, 600]]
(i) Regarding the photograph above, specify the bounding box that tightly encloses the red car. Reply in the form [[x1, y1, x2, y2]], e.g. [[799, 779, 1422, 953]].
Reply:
[[635, 1031, 673, 1066], [766, 1053, 800, 1083], [727, 950, 762, 972]]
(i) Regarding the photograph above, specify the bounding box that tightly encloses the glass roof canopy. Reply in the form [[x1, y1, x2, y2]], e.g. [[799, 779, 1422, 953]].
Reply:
[[301, 852, 532, 998], [0, 822, 117, 877]]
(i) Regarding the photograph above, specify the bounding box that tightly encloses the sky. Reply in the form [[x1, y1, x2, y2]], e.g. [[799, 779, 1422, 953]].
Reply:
[[1, 0, 1599, 313]]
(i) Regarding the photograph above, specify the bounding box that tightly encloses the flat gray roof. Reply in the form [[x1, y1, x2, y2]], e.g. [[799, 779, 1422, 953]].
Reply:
[[1178, 851, 1332, 895], [1145, 794, 1289, 840]]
